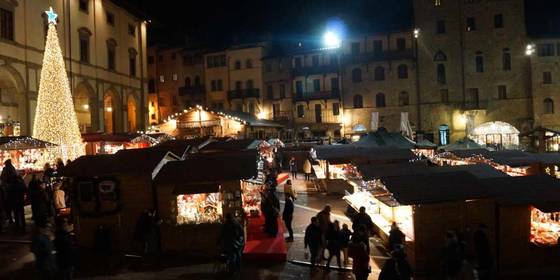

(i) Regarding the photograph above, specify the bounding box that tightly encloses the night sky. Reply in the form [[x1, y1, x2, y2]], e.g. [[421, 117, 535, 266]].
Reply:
[[124, 0, 560, 47]]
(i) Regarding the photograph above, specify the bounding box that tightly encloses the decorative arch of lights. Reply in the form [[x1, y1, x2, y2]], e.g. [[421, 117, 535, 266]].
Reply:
[[470, 121, 520, 148]]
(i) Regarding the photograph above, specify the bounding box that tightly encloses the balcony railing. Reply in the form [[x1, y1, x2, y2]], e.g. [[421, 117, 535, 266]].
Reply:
[[296, 109, 342, 124], [294, 90, 340, 102], [270, 111, 292, 122], [179, 85, 205, 96], [291, 64, 339, 76], [344, 49, 414, 64], [227, 88, 260, 100]]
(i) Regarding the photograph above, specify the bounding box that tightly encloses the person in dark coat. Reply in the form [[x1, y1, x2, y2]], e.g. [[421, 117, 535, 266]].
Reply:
[[42, 163, 55, 184], [379, 246, 413, 280], [28, 175, 42, 220], [340, 223, 353, 266], [55, 158, 65, 177], [289, 156, 297, 179], [33, 182, 53, 227], [349, 238, 370, 280], [388, 222, 405, 251], [31, 225, 56, 280], [325, 220, 342, 270], [351, 224, 370, 254], [219, 213, 245, 274], [442, 231, 463, 279], [352, 206, 374, 234], [10, 176, 26, 233], [54, 221, 75, 280], [304, 217, 322, 267], [263, 189, 280, 236], [473, 224, 493, 280], [1, 159, 17, 224], [282, 193, 294, 242]]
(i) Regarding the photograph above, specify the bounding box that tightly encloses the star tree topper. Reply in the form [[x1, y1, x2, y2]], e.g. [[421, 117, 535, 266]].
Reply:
[[45, 7, 58, 25]]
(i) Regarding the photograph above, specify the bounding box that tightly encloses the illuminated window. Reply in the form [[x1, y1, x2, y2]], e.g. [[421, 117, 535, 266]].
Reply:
[[439, 124, 449, 145], [466, 17, 476, 32], [434, 0, 442, 7]]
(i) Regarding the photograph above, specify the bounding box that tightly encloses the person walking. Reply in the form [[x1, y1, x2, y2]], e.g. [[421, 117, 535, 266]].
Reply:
[[379, 246, 413, 280], [351, 224, 371, 254], [54, 221, 75, 280], [340, 223, 353, 266], [289, 156, 297, 179], [1, 159, 18, 224], [31, 225, 56, 280], [325, 220, 342, 270], [219, 213, 245, 274], [11, 175, 26, 233], [282, 193, 294, 242], [316, 205, 332, 259], [388, 222, 405, 251], [34, 182, 53, 227], [349, 238, 370, 280], [473, 224, 493, 280], [442, 231, 463, 280], [304, 217, 322, 267], [352, 207, 374, 235], [303, 158, 312, 181]]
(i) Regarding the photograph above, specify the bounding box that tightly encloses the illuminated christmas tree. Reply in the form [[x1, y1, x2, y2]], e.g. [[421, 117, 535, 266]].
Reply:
[[33, 7, 84, 160]]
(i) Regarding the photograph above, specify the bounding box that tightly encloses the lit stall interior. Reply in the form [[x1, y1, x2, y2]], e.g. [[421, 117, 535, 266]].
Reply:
[[344, 178, 414, 241], [433, 152, 529, 176], [531, 207, 560, 246], [0, 137, 56, 171], [176, 192, 223, 225]]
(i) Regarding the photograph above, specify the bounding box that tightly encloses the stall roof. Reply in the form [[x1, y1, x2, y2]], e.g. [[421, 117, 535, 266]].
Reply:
[[445, 149, 560, 167], [382, 172, 491, 205], [154, 151, 258, 185], [155, 138, 211, 156], [81, 133, 143, 143], [355, 128, 416, 149], [64, 147, 180, 177], [314, 145, 415, 164], [0, 136, 56, 150], [199, 139, 260, 153], [415, 139, 437, 148], [441, 138, 486, 151], [482, 175, 560, 212], [222, 111, 284, 128], [358, 163, 507, 181]]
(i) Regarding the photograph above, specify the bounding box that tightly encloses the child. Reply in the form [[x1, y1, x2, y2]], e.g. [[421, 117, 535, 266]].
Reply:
[[340, 223, 353, 265]]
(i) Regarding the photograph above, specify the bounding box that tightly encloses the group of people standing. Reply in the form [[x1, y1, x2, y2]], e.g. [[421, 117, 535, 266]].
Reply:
[[0, 158, 75, 280], [303, 205, 374, 280]]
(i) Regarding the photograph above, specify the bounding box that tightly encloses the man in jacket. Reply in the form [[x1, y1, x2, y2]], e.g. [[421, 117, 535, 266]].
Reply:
[[304, 217, 321, 267], [282, 193, 294, 242]]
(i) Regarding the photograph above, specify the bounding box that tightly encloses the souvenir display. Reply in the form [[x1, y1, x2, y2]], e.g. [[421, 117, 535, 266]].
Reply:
[[531, 208, 560, 246], [176, 193, 222, 225]]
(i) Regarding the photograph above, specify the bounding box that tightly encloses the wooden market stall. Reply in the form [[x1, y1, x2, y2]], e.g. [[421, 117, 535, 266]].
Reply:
[[0, 136, 57, 172], [63, 147, 181, 252], [82, 133, 169, 155], [312, 145, 416, 194], [153, 151, 258, 256], [155, 106, 284, 140]]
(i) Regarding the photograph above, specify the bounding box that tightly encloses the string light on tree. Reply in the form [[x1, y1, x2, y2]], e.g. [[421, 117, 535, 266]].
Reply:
[[33, 7, 84, 161]]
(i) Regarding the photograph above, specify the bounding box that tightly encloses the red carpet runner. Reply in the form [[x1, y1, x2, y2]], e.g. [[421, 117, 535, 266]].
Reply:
[[243, 215, 287, 262]]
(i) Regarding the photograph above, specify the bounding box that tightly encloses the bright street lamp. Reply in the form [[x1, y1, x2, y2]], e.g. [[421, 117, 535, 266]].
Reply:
[[323, 31, 341, 49], [526, 44, 535, 56]]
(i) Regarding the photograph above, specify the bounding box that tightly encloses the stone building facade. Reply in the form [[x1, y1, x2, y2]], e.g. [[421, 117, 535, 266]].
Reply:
[[342, 31, 418, 137], [262, 54, 293, 137], [530, 38, 560, 131], [0, 0, 148, 135], [226, 43, 266, 115], [414, 0, 532, 146]]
